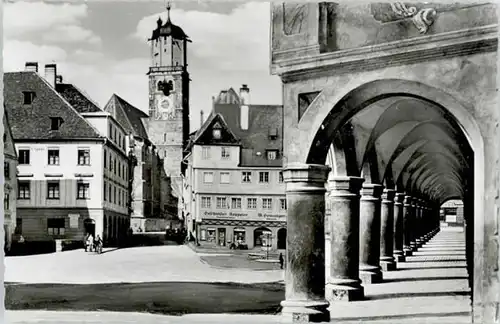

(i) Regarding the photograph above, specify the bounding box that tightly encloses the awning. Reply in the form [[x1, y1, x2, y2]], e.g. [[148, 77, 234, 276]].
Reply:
[[207, 228, 216, 231], [234, 228, 246, 232]]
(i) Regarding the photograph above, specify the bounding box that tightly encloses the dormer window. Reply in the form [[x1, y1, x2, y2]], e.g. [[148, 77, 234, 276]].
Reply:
[[23, 91, 36, 105], [267, 150, 278, 161], [212, 122, 222, 140], [50, 117, 63, 131]]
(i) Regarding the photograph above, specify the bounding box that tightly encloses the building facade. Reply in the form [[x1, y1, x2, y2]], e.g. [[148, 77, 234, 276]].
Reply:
[[4, 63, 130, 246], [184, 86, 286, 250], [3, 110, 18, 252]]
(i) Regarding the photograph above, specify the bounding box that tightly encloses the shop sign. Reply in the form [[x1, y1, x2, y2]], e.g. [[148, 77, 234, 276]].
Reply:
[[257, 213, 286, 220], [203, 210, 286, 221], [68, 214, 80, 228]]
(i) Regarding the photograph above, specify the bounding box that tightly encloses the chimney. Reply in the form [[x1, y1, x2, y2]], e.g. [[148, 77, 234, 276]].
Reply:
[[200, 110, 205, 128], [25, 62, 38, 73], [239, 84, 250, 105], [56, 75, 63, 84], [44, 64, 57, 88], [239, 84, 250, 130]]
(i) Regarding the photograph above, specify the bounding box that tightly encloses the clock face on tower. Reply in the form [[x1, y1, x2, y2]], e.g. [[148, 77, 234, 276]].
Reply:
[[155, 95, 174, 120]]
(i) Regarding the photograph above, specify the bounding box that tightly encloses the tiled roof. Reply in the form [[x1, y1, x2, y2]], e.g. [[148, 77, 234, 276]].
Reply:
[[213, 103, 283, 167], [4, 72, 103, 141], [104, 94, 149, 140], [56, 83, 102, 113], [191, 88, 283, 167], [191, 113, 240, 146]]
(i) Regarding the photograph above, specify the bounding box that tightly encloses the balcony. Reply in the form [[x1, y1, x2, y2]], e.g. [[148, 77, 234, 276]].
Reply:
[[148, 66, 184, 74]]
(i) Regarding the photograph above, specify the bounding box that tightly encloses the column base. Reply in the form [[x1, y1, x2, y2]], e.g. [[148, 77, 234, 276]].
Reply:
[[359, 269, 383, 284], [281, 300, 330, 323], [393, 250, 405, 262], [326, 279, 364, 302], [410, 242, 418, 251], [415, 238, 422, 248], [380, 260, 397, 271], [403, 248, 413, 256], [395, 254, 406, 262]]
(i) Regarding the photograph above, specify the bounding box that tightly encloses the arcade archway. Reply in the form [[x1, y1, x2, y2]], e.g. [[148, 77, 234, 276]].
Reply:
[[281, 79, 486, 323]]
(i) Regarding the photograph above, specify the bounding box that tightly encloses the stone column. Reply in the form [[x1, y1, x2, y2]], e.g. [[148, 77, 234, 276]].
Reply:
[[326, 176, 364, 302], [393, 193, 406, 262], [359, 183, 384, 284], [414, 199, 423, 248], [280, 163, 331, 323], [403, 195, 413, 257], [409, 198, 418, 251], [380, 189, 397, 271]]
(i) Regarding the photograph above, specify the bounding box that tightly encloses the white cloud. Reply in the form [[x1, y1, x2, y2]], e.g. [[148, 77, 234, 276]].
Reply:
[[43, 25, 102, 45], [3, 40, 68, 72], [4, 1, 101, 46], [134, 2, 270, 72]]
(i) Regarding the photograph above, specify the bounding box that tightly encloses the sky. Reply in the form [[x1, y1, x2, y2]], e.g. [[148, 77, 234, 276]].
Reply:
[[3, 0, 283, 131]]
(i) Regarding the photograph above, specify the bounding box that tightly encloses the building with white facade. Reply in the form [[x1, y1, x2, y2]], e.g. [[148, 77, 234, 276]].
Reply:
[[184, 86, 286, 250], [4, 63, 130, 247]]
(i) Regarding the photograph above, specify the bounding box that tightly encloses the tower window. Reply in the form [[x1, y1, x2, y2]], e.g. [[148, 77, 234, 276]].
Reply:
[[164, 133, 167, 142]]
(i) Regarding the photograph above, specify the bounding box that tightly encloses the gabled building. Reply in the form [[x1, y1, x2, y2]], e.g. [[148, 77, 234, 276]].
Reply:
[[183, 85, 286, 250], [3, 109, 18, 252], [103, 94, 171, 232], [4, 62, 131, 247]]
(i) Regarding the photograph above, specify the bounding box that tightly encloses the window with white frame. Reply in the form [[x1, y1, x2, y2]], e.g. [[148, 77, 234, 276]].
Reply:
[[18, 181, 30, 199], [201, 196, 211, 208], [203, 172, 214, 183], [267, 150, 278, 160], [279, 171, 284, 183], [77, 182, 90, 199], [231, 197, 242, 209], [202, 147, 210, 160], [216, 197, 227, 209], [247, 198, 257, 209], [221, 147, 230, 159], [220, 172, 230, 184], [262, 198, 272, 210], [241, 171, 251, 183], [18, 149, 30, 165], [47, 181, 60, 199], [280, 198, 287, 210], [259, 172, 269, 183], [48, 149, 60, 165], [77, 149, 91, 165]]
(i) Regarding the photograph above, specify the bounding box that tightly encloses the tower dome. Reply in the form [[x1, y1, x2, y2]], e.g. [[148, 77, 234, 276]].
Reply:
[[149, 4, 189, 41]]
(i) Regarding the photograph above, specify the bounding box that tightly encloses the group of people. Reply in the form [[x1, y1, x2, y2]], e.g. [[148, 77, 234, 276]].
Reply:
[[84, 233, 103, 254]]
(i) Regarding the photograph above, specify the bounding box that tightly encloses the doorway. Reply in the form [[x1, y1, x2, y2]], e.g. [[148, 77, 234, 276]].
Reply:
[[84, 219, 96, 237], [217, 228, 226, 247], [277, 228, 287, 250]]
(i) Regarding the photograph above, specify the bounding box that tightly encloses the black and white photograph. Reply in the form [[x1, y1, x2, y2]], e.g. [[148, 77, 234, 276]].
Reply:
[[2, 1, 500, 324]]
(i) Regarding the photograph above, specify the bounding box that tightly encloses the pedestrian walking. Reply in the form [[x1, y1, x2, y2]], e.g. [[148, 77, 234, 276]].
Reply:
[[279, 252, 284, 269]]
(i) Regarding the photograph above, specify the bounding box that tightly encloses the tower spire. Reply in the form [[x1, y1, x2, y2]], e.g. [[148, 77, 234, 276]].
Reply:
[[166, 1, 171, 22]]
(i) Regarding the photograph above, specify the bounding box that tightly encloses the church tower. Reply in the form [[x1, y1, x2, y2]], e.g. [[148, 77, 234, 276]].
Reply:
[[146, 4, 191, 213]]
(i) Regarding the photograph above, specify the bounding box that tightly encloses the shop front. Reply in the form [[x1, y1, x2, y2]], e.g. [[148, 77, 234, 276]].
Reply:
[[198, 219, 286, 250]]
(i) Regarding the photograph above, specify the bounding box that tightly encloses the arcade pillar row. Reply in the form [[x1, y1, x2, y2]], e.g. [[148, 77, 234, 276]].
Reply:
[[282, 163, 442, 322]]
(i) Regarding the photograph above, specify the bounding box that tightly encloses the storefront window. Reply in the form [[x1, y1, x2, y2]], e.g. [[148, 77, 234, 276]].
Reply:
[[207, 229, 216, 243], [234, 228, 246, 244], [200, 229, 206, 241]]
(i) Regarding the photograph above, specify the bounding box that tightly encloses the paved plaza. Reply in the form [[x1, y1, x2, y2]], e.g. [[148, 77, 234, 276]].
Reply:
[[4, 244, 284, 284], [5, 227, 472, 323]]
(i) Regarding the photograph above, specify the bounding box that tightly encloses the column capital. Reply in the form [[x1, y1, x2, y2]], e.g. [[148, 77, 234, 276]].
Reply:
[[360, 183, 384, 199], [403, 195, 412, 206], [382, 189, 396, 203], [328, 176, 364, 197], [283, 163, 330, 193], [394, 192, 405, 205]]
